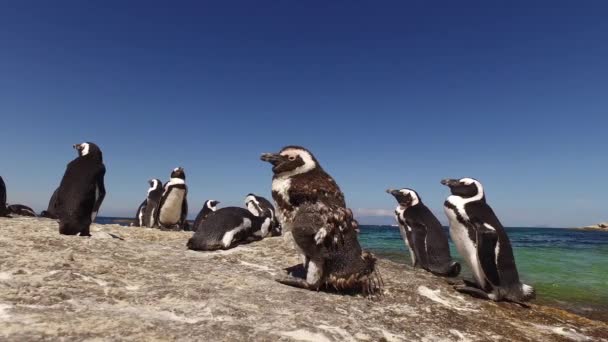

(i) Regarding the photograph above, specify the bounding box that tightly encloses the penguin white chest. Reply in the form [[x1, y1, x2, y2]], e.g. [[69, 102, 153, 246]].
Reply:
[[160, 188, 185, 224], [444, 202, 485, 288], [272, 177, 292, 225]]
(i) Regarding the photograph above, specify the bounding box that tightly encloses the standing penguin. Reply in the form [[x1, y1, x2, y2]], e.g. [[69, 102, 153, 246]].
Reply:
[[386, 188, 460, 277], [156, 167, 188, 230], [40, 187, 59, 219], [187, 207, 271, 251], [56, 142, 106, 236], [191, 200, 220, 232], [245, 193, 281, 236], [261, 146, 381, 295], [0, 176, 9, 217], [442, 177, 535, 302], [133, 179, 163, 227]]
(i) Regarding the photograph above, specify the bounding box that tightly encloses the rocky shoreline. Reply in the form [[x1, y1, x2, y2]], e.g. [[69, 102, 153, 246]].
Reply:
[[578, 222, 608, 232], [1, 216, 607, 341]]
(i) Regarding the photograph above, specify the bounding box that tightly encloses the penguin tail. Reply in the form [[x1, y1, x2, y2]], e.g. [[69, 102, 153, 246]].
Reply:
[[521, 283, 536, 301]]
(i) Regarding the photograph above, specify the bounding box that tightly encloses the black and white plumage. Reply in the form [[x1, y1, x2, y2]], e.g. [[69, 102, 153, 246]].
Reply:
[[187, 207, 271, 251], [442, 177, 535, 302], [40, 187, 59, 219], [133, 179, 163, 227], [0, 176, 9, 217], [387, 188, 460, 277], [245, 193, 281, 236], [8, 204, 37, 217], [261, 146, 381, 295], [156, 167, 189, 230], [191, 200, 220, 232], [56, 142, 106, 236]]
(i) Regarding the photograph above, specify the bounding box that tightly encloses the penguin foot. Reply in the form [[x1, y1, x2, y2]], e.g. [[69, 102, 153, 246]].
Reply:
[[454, 285, 492, 300], [275, 272, 315, 290]]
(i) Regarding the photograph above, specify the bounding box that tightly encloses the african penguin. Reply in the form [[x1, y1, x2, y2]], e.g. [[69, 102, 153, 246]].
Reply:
[[386, 188, 460, 277], [442, 177, 535, 302], [245, 193, 281, 236], [261, 146, 381, 295], [187, 206, 271, 251], [191, 200, 220, 232], [8, 204, 37, 217], [56, 142, 106, 236], [40, 187, 59, 219], [133, 179, 163, 227], [0, 176, 9, 217], [156, 167, 189, 230]]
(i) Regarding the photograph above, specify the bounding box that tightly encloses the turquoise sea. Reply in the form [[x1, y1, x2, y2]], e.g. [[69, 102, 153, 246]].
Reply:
[[359, 225, 608, 322], [97, 217, 608, 321]]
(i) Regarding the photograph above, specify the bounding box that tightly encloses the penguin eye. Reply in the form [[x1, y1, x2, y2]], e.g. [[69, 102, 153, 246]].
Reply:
[[288, 156, 296, 161]]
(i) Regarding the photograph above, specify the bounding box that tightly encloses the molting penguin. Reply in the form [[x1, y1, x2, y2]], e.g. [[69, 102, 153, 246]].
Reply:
[[8, 204, 37, 217], [245, 193, 281, 236], [442, 177, 535, 302], [191, 200, 220, 232], [133, 179, 163, 227], [187, 207, 271, 251], [156, 167, 188, 230], [386, 188, 460, 277], [56, 142, 106, 236], [40, 187, 59, 219], [261, 146, 381, 295], [0, 176, 9, 217]]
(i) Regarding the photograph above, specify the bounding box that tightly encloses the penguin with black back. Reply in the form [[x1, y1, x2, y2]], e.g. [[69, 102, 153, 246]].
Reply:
[[156, 167, 188, 230], [8, 204, 37, 217], [386, 187, 460, 277], [40, 187, 59, 219], [0, 176, 10, 217], [442, 177, 535, 303], [245, 193, 281, 236], [261, 146, 381, 296], [191, 199, 220, 232], [56, 142, 106, 236], [187, 206, 271, 251], [133, 179, 163, 227]]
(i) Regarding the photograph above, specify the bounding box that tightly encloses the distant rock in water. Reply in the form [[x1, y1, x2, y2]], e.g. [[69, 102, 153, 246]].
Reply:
[[578, 222, 608, 231]]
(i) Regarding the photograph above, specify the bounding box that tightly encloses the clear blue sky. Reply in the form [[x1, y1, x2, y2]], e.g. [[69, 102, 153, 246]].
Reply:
[[1, 1, 606, 227]]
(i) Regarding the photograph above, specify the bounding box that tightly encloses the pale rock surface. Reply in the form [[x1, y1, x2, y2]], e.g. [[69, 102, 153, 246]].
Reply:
[[1, 217, 607, 341]]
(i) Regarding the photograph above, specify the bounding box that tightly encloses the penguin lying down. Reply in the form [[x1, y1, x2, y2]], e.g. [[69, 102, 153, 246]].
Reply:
[[187, 207, 272, 251]]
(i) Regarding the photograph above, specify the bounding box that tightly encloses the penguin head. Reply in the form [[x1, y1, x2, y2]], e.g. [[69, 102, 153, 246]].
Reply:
[[441, 178, 484, 199], [260, 146, 318, 177], [170, 167, 186, 180], [245, 194, 263, 216], [205, 200, 219, 211], [73, 142, 102, 160], [386, 188, 420, 208], [147, 179, 162, 192]]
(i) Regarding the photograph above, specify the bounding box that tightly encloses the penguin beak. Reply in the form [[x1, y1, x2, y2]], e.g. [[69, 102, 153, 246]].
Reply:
[[386, 189, 400, 196], [260, 153, 285, 165], [441, 179, 460, 187]]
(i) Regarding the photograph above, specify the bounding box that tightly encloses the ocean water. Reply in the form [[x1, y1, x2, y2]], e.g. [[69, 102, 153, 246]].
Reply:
[[359, 225, 608, 321], [96, 217, 608, 321]]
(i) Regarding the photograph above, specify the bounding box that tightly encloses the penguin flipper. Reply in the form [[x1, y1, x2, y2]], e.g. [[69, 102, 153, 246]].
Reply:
[[474, 221, 501, 288], [180, 196, 189, 230]]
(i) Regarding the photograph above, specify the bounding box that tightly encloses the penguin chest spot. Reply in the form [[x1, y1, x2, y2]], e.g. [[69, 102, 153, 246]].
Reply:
[[160, 189, 185, 224]]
